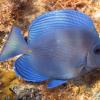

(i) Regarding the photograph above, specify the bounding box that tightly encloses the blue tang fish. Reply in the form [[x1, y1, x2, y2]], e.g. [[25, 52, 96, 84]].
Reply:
[[0, 10, 100, 88]]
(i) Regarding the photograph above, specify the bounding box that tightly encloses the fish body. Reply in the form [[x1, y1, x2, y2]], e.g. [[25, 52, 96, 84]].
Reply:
[[0, 10, 100, 88]]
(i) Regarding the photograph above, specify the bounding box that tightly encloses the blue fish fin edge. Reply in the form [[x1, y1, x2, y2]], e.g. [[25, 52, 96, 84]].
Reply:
[[0, 26, 30, 62], [14, 54, 48, 82], [47, 80, 67, 89]]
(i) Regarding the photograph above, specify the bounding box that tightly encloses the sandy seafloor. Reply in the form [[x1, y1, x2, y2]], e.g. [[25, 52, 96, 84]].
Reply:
[[0, 0, 100, 100]]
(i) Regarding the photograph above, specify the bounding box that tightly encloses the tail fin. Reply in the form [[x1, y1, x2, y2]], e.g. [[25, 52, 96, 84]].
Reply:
[[0, 26, 31, 61]]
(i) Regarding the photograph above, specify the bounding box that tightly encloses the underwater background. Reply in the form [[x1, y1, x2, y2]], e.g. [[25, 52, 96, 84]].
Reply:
[[0, 0, 100, 99]]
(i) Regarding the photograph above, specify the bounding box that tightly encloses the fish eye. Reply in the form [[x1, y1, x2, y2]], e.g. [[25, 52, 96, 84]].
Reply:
[[24, 36, 28, 42], [94, 48, 100, 55]]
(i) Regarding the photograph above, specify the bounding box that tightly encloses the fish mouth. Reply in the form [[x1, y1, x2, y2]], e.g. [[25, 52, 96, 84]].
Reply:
[[81, 65, 100, 74], [80, 66, 88, 75]]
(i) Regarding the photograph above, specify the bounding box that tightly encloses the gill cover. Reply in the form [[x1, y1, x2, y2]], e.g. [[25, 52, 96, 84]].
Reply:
[[87, 40, 100, 69]]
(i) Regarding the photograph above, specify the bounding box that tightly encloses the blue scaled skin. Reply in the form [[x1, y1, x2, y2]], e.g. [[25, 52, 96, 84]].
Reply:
[[0, 10, 100, 89]]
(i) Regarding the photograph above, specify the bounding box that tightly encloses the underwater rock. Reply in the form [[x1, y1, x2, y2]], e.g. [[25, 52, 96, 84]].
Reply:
[[10, 85, 42, 100], [4, 96, 10, 100]]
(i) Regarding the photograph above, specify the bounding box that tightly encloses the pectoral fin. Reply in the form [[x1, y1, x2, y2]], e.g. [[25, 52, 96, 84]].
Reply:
[[47, 80, 67, 89]]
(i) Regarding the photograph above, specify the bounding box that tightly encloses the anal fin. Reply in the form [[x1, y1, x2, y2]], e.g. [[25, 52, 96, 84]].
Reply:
[[14, 54, 48, 82]]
